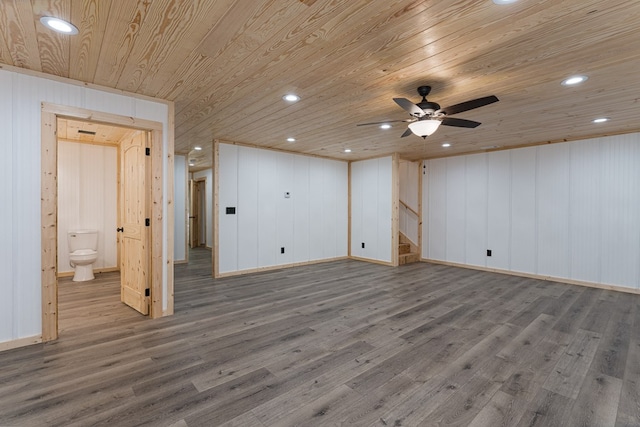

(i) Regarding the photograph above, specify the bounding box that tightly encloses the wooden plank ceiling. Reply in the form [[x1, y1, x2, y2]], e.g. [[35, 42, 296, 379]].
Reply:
[[2, 0, 640, 168]]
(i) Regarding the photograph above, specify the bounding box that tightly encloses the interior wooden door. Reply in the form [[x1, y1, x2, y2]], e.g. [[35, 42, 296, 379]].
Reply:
[[119, 131, 150, 315], [189, 179, 199, 248]]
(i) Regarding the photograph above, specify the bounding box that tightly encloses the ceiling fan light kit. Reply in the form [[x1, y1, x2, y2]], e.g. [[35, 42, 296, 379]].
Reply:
[[358, 85, 499, 139], [408, 119, 442, 137]]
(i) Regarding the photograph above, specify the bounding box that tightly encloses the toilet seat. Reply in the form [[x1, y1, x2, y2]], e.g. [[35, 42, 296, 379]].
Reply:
[[71, 249, 97, 256]]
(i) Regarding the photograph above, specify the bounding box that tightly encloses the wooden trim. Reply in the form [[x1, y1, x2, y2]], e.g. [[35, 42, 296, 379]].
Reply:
[[421, 160, 428, 259], [391, 153, 400, 267], [422, 258, 640, 296], [150, 129, 164, 318], [166, 100, 176, 316], [418, 160, 423, 258], [214, 139, 349, 163], [41, 109, 58, 342], [0, 336, 42, 352], [42, 103, 163, 131], [182, 154, 190, 264], [349, 255, 395, 267], [213, 141, 220, 278], [2, 64, 172, 107], [41, 103, 171, 343], [216, 256, 349, 278], [399, 200, 420, 218]]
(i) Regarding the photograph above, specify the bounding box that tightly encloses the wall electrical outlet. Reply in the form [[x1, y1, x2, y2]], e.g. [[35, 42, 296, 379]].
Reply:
[[281, 247, 285, 254], [486, 249, 492, 257], [362, 242, 365, 249]]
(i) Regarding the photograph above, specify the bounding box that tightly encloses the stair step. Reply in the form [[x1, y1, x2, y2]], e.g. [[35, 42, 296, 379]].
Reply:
[[399, 252, 420, 265], [399, 243, 411, 255]]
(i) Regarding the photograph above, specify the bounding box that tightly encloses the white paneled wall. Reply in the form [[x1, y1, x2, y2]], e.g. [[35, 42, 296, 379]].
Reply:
[[57, 141, 117, 273], [423, 133, 640, 290], [217, 144, 348, 275], [192, 169, 213, 247], [399, 160, 420, 245], [351, 156, 393, 263], [0, 68, 171, 347], [174, 155, 187, 262]]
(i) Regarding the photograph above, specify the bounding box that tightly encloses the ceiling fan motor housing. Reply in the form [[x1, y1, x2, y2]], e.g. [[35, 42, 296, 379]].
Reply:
[[417, 101, 440, 114]]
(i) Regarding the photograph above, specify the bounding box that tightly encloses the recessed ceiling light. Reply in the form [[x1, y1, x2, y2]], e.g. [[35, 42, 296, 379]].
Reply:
[[344, 149, 351, 153], [561, 75, 588, 86], [188, 162, 195, 166], [492, 0, 519, 4], [592, 117, 609, 123], [193, 146, 202, 151], [282, 94, 300, 102], [287, 137, 296, 142], [40, 16, 78, 35], [380, 124, 392, 130], [442, 143, 451, 148]]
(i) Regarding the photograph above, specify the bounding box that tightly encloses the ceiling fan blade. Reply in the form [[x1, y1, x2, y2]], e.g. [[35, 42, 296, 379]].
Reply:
[[356, 119, 413, 126], [440, 117, 481, 128], [438, 95, 499, 116], [393, 98, 426, 117], [400, 128, 413, 138]]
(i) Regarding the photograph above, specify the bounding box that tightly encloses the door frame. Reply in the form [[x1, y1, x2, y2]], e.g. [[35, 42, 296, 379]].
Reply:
[[41, 103, 167, 342]]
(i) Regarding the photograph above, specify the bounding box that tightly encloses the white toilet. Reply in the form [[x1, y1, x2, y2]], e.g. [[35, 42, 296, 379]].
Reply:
[[68, 229, 99, 282]]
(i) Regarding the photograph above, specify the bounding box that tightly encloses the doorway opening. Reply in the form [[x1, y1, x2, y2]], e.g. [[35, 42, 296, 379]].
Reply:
[[189, 178, 206, 248], [41, 103, 168, 342]]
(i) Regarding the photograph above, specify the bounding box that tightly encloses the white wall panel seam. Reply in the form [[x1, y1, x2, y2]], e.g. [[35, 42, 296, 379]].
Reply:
[[484, 154, 489, 268], [567, 145, 572, 280], [598, 141, 603, 285], [508, 150, 513, 270], [534, 147, 539, 274], [10, 73, 17, 338], [463, 156, 468, 264]]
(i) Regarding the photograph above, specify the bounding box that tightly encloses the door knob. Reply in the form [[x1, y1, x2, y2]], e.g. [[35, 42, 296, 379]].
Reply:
[[116, 227, 124, 232]]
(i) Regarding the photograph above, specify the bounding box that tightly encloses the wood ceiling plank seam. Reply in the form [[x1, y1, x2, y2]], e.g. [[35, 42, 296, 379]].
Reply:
[[175, 0, 540, 140], [0, 17, 13, 66], [91, 0, 150, 88], [169, 0, 416, 132], [177, 0, 431, 136], [172, 0, 378, 124], [230, 0, 640, 140], [152, 0, 238, 99], [32, 0, 72, 77], [285, 0, 619, 107], [172, 2, 430, 140], [0, 0, 42, 70], [451, 4, 640, 83], [120, 0, 223, 96], [171, 0, 310, 116], [69, 0, 113, 83], [141, 0, 242, 98]]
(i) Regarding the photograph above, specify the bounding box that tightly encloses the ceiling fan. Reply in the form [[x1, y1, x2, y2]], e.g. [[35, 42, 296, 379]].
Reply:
[[358, 85, 499, 138]]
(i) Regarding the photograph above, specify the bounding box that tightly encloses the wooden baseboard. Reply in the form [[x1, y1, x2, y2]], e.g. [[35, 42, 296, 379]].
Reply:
[[174, 259, 188, 265], [422, 258, 640, 295], [216, 256, 349, 278], [0, 335, 42, 352]]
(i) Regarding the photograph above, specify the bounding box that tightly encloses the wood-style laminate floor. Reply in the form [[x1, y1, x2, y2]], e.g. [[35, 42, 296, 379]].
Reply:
[[1, 248, 639, 426]]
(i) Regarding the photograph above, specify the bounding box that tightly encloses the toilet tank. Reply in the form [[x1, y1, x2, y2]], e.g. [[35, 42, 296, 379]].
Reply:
[[68, 229, 98, 252]]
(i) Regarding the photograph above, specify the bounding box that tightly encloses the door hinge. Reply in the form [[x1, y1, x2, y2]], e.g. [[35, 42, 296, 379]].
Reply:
[[145, 147, 150, 156], [145, 288, 150, 297], [145, 218, 150, 226]]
